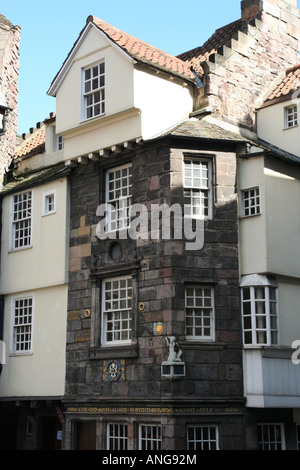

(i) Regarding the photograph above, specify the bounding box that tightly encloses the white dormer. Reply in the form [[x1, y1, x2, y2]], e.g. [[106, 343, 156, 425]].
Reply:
[[47, 17, 195, 162]]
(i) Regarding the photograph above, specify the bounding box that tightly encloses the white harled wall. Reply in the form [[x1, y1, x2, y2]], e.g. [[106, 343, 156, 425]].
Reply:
[[0, 177, 69, 398], [53, 24, 193, 160]]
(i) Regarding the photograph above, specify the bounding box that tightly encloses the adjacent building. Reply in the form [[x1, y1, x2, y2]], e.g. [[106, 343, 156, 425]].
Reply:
[[0, 14, 20, 185], [239, 62, 300, 449], [1, 0, 300, 450], [0, 116, 69, 449]]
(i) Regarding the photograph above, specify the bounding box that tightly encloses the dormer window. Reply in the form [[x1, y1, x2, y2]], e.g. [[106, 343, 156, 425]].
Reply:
[[285, 105, 298, 128], [83, 62, 105, 120]]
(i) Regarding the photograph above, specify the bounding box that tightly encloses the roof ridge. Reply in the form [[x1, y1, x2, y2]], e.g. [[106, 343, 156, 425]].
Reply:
[[89, 16, 181, 59], [261, 64, 300, 105], [177, 18, 243, 73], [285, 64, 300, 75], [88, 16, 194, 81]]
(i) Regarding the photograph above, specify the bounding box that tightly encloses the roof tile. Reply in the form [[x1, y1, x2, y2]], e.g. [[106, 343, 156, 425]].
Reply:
[[89, 16, 195, 82], [178, 19, 243, 74], [264, 64, 300, 104], [14, 126, 45, 160]]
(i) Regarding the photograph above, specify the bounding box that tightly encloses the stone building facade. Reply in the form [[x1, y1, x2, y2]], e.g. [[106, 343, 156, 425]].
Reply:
[[0, 14, 20, 185], [60, 0, 300, 450], [1, 0, 300, 451], [64, 125, 246, 450]]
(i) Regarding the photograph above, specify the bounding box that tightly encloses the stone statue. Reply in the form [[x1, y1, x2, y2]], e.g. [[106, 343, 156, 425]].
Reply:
[[165, 336, 182, 363]]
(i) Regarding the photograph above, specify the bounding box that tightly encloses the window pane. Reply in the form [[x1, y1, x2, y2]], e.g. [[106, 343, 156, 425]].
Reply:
[[103, 276, 132, 344], [106, 165, 132, 231], [187, 426, 218, 450], [243, 187, 260, 217], [184, 159, 211, 218], [185, 286, 214, 339], [241, 284, 278, 346], [12, 192, 32, 249], [83, 62, 105, 118]]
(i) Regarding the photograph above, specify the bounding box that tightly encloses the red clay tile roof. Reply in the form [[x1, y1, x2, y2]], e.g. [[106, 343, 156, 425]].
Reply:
[[178, 19, 243, 74], [89, 16, 195, 82], [15, 126, 45, 160], [262, 64, 300, 105]]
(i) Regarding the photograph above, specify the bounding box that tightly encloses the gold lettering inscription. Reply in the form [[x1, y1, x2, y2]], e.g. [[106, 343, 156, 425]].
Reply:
[[66, 406, 241, 415]]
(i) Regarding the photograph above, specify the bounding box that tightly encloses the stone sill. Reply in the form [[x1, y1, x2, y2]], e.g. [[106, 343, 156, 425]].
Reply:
[[180, 341, 226, 350], [89, 343, 139, 360]]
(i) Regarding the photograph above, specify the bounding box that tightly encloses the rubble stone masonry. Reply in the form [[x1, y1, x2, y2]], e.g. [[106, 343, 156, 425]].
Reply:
[[65, 136, 244, 449], [197, 0, 300, 135], [0, 16, 20, 184]]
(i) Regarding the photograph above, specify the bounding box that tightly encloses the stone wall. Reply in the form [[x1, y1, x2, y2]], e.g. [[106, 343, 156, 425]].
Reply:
[[0, 15, 20, 184], [197, 0, 300, 135], [64, 136, 244, 449]]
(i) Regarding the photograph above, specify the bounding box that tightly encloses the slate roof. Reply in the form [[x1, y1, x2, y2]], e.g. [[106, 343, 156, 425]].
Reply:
[[0, 14, 14, 28], [152, 118, 248, 142], [261, 64, 300, 107], [1, 163, 70, 195], [178, 19, 243, 74], [90, 16, 195, 82]]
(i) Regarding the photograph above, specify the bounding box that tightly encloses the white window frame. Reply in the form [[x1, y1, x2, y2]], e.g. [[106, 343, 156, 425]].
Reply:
[[101, 275, 132, 346], [11, 295, 34, 355], [257, 423, 285, 450], [285, 104, 298, 128], [185, 285, 215, 342], [187, 425, 219, 450], [11, 190, 33, 251], [184, 157, 213, 220], [241, 274, 279, 347], [106, 423, 128, 450], [82, 61, 105, 121], [241, 187, 261, 217], [42, 189, 56, 216], [105, 163, 132, 233], [138, 424, 162, 450], [56, 135, 64, 151]]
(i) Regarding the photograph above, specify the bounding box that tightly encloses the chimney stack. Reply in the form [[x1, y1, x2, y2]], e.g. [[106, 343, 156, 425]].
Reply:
[[241, 0, 263, 20], [241, 0, 299, 21]]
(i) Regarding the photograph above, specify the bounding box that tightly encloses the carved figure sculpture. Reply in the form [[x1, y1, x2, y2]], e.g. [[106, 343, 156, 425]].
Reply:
[[165, 336, 182, 362]]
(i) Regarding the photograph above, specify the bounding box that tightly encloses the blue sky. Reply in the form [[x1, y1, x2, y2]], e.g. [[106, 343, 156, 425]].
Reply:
[[1, 0, 298, 134]]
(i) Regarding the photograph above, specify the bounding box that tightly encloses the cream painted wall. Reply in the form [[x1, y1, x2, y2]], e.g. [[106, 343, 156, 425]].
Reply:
[[264, 157, 300, 278], [53, 24, 193, 160], [0, 284, 67, 397], [257, 100, 300, 157], [0, 177, 69, 294], [55, 25, 135, 135], [62, 109, 142, 160], [134, 67, 193, 140], [238, 155, 268, 275], [277, 277, 300, 346], [238, 153, 300, 278]]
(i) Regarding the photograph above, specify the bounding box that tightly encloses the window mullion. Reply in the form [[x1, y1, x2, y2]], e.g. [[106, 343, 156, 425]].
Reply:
[[250, 287, 256, 346], [265, 287, 271, 346]]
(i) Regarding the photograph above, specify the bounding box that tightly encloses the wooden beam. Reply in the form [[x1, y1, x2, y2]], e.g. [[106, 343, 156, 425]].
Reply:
[[78, 156, 88, 164], [123, 141, 134, 150], [111, 145, 122, 153], [65, 159, 77, 167], [99, 148, 110, 158], [88, 152, 99, 161]]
